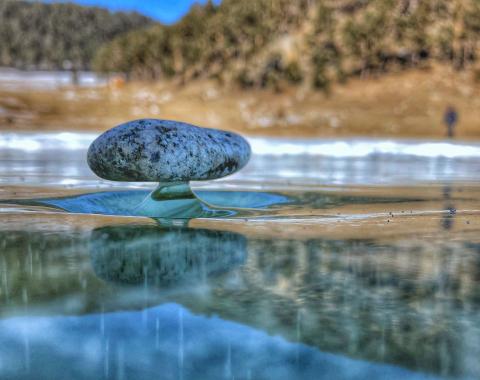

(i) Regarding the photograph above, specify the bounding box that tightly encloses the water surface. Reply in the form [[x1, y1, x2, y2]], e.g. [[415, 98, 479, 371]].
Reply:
[[1, 133, 480, 379]]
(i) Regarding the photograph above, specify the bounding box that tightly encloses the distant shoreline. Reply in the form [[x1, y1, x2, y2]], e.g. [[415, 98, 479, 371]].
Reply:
[[1, 64, 479, 139], [0, 68, 106, 90]]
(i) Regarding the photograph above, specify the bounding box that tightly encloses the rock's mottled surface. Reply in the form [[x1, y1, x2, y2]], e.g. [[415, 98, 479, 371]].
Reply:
[[87, 119, 251, 182]]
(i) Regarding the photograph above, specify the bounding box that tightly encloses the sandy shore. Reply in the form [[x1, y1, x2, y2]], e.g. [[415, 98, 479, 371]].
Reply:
[[1, 64, 480, 138]]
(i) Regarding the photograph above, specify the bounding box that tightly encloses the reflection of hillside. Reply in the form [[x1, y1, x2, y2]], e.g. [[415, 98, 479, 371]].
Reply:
[[0, 230, 104, 314], [208, 239, 480, 377], [0, 303, 438, 380], [1, 228, 480, 377]]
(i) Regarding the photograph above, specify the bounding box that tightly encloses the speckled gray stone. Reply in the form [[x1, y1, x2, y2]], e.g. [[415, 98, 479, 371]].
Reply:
[[87, 119, 251, 182]]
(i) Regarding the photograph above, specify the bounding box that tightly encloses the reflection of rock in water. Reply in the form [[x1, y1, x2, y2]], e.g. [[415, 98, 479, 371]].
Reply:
[[90, 226, 247, 286], [3, 227, 480, 377]]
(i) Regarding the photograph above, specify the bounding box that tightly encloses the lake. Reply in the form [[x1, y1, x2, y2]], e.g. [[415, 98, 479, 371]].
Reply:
[[1, 133, 479, 379], [0, 69, 105, 91]]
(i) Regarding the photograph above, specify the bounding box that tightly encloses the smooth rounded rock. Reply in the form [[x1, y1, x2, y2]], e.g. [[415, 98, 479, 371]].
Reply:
[[87, 119, 251, 182]]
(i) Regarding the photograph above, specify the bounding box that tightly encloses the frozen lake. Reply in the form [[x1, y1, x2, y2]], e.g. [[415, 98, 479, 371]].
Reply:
[[0, 68, 106, 90], [1, 133, 480, 379]]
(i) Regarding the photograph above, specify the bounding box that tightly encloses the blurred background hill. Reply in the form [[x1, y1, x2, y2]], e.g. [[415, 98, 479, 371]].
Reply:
[[0, 0, 153, 70], [1, 0, 480, 137], [93, 0, 480, 92]]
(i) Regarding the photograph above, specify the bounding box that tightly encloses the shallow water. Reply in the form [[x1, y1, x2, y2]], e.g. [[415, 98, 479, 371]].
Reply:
[[0, 69, 105, 91], [1, 133, 480, 379]]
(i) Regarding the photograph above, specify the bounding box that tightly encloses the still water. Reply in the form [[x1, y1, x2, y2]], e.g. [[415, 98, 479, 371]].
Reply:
[[1, 134, 480, 379]]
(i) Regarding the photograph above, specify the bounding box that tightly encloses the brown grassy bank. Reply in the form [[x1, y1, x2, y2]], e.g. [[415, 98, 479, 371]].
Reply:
[[1, 64, 480, 138]]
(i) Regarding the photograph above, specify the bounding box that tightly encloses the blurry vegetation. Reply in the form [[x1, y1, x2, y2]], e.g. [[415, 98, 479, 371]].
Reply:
[[93, 0, 480, 91], [0, 0, 153, 70], [3, 0, 480, 91], [94, 0, 310, 84]]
